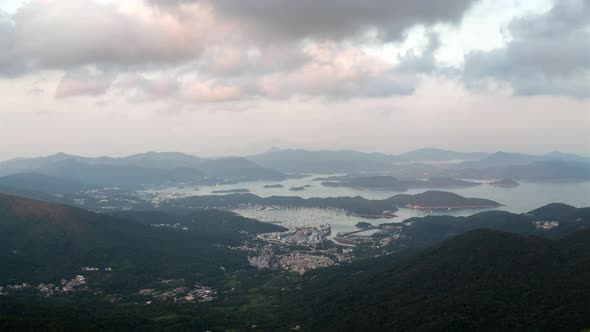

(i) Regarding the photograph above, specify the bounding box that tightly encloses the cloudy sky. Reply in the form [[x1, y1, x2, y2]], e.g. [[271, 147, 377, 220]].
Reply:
[[0, 0, 588, 159]]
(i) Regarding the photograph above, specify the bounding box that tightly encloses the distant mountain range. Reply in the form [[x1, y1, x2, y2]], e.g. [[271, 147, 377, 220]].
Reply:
[[1, 149, 588, 187], [322, 175, 482, 189], [459, 151, 589, 168], [248, 148, 589, 174], [0, 152, 285, 187], [395, 147, 488, 162], [246, 147, 490, 173], [455, 160, 590, 180], [247, 149, 399, 173]]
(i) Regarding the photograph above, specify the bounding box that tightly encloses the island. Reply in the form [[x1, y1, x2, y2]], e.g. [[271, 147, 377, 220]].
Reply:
[[163, 191, 499, 217], [390, 191, 501, 210], [289, 185, 312, 191], [355, 221, 374, 229], [408, 177, 480, 188], [212, 188, 251, 194], [313, 175, 352, 181], [264, 184, 285, 188], [488, 179, 519, 187], [325, 176, 481, 190]]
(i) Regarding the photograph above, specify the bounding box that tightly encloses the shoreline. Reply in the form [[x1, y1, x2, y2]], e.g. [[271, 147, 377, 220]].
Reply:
[[406, 205, 502, 210]]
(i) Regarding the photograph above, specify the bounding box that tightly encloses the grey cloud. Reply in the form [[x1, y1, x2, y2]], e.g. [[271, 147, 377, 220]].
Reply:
[[0, 0, 209, 76], [0, 12, 22, 76], [150, 0, 477, 41], [463, 0, 590, 97]]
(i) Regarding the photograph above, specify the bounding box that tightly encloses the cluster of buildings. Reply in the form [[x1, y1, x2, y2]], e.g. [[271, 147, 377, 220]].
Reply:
[[81, 266, 113, 271], [257, 224, 331, 247], [278, 253, 335, 275], [0, 283, 31, 295], [1, 275, 88, 297], [137, 190, 186, 207], [248, 250, 273, 269], [138, 281, 216, 304], [534, 221, 560, 230], [151, 223, 189, 231], [248, 224, 341, 274], [36, 275, 87, 296]]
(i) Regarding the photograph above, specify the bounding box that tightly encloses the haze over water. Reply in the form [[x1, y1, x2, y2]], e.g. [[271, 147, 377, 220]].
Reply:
[[150, 175, 590, 222]]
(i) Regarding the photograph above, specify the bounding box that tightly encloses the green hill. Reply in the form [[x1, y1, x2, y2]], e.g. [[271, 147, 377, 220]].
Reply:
[[389, 190, 501, 208], [287, 229, 590, 331], [0, 194, 281, 287], [0, 173, 86, 195]]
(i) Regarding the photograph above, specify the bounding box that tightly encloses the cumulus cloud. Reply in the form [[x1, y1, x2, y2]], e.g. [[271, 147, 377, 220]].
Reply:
[[0, 0, 476, 103], [256, 43, 417, 99], [0, 0, 216, 75], [117, 74, 242, 103], [3, 0, 587, 104], [463, 0, 590, 97], [116, 41, 428, 102]]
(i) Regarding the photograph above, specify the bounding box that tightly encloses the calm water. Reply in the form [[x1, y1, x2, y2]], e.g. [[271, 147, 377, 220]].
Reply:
[[233, 207, 377, 238], [146, 176, 590, 234], [151, 175, 590, 213]]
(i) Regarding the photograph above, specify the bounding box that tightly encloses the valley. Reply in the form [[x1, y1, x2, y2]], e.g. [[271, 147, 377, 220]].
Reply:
[[1, 149, 590, 331]]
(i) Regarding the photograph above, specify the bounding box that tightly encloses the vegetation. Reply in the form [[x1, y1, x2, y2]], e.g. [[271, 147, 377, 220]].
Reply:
[[0, 154, 286, 188], [488, 178, 519, 186], [355, 221, 373, 229], [0, 194, 282, 287], [211, 188, 251, 194], [284, 229, 590, 331], [388, 190, 501, 208], [163, 191, 500, 216], [162, 193, 400, 215], [333, 176, 480, 189], [1, 191, 590, 331]]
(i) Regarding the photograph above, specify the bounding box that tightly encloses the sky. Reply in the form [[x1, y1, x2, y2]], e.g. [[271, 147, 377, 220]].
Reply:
[[0, 0, 588, 160]]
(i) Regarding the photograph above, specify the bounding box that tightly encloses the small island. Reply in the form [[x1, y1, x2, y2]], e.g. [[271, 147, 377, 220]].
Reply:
[[410, 177, 480, 188], [264, 184, 285, 188], [488, 179, 519, 187], [212, 188, 251, 194], [355, 221, 374, 229], [289, 186, 307, 191], [326, 176, 480, 190], [313, 175, 352, 181]]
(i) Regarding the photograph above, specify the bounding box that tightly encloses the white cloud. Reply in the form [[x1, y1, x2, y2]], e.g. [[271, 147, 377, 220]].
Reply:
[[0, 0, 215, 74]]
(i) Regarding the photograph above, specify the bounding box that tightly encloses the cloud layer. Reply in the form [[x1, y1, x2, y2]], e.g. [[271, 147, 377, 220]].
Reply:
[[150, 0, 478, 41], [0, 0, 589, 102], [463, 0, 590, 97]]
